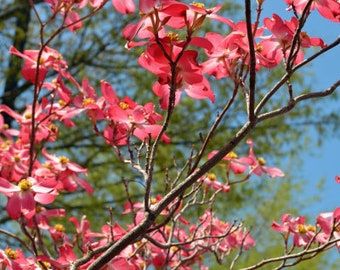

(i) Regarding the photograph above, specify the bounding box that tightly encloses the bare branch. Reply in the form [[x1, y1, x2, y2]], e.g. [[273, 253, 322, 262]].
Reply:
[[257, 80, 340, 122]]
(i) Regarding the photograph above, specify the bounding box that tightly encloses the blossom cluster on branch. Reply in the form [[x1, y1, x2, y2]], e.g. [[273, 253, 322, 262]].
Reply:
[[0, 0, 339, 269]]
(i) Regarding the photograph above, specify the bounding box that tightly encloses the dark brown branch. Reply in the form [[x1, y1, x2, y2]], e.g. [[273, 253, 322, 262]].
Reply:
[[245, 0, 256, 122]]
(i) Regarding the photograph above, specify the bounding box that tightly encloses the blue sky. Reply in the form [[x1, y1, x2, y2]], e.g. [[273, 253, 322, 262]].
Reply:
[[262, 1, 340, 216]]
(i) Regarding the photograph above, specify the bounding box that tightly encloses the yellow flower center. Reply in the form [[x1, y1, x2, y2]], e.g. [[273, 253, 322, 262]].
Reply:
[[1, 141, 9, 148], [38, 261, 51, 269], [226, 151, 238, 159], [258, 157, 266, 166], [3, 123, 9, 130], [139, 262, 146, 268], [54, 224, 65, 232], [165, 225, 172, 232], [256, 44, 263, 52], [49, 124, 57, 132], [59, 156, 69, 164], [119, 102, 130, 110], [297, 224, 307, 234], [191, 2, 205, 8], [82, 98, 95, 107], [306, 224, 316, 232], [207, 173, 217, 181], [24, 113, 32, 120], [42, 163, 54, 170], [58, 99, 67, 106], [14, 155, 21, 163], [301, 31, 309, 38], [38, 58, 45, 65], [5, 248, 19, 260], [170, 246, 179, 252], [18, 179, 33, 191], [166, 32, 179, 41], [150, 198, 157, 204], [36, 205, 43, 213]]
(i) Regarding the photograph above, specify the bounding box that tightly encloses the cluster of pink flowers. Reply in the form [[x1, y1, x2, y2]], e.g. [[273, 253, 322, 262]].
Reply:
[[272, 206, 340, 250], [202, 139, 285, 193], [0, 0, 339, 269], [122, 0, 328, 109], [0, 97, 91, 220]]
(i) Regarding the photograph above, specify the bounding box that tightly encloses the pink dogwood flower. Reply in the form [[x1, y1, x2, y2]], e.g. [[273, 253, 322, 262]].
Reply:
[[139, 43, 214, 109], [0, 176, 58, 219], [195, 210, 255, 253], [10, 45, 67, 83], [261, 14, 325, 65], [246, 139, 285, 178], [0, 142, 30, 182], [201, 173, 230, 193], [284, 0, 340, 22], [208, 150, 253, 174], [316, 207, 340, 250], [0, 114, 19, 140], [272, 213, 316, 247], [122, 1, 188, 48], [27, 206, 66, 230], [107, 94, 170, 143], [0, 248, 30, 270]]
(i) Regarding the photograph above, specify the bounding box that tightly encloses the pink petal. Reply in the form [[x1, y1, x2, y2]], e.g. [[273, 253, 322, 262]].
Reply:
[[101, 80, 118, 105], [139, 0, 158, 13], [35, 193, 56, 204], [335, 175, 340, 184], [0, 177, 20, 196], [184, 77, 215, 102], [112, 0, 136, 14]]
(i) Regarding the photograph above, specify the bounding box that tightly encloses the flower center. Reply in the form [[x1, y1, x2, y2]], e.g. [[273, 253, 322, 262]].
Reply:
[[191, 2, 205, 8], [119, 102, 130, 110], [207, 173, 217, 181], [54, 224, 65, 232], [82, 98, 95, 107], [167, 32, 179, 41], [5, 248, 19, 259], [256, 44, 263, 52], [58, 99, 67, 106], [38, 261, 51, 269], [24, 112, 32, 120], [18, 179, 33, 191], [306, 224, 316, 232], [226, 151, 238, 159], [59, 156, 69, 164], [14, 155, 21, 163], [258, 157, 266, 166], [297, 224, 307, 234]]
